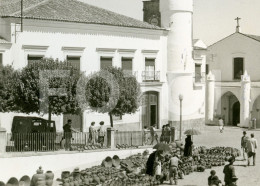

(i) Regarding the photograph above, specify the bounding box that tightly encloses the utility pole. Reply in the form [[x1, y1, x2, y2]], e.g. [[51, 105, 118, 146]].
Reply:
[[21, 0, 23, 32]]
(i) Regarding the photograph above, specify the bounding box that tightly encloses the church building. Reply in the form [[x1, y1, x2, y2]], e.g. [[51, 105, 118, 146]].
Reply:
[[206, 19, 260, 128]]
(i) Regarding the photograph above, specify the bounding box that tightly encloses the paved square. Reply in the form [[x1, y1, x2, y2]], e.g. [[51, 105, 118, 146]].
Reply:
[[161, 126, 260, 186]]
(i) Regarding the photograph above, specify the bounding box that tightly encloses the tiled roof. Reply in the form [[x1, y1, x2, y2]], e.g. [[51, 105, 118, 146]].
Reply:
[[0, 0, 163, 30]]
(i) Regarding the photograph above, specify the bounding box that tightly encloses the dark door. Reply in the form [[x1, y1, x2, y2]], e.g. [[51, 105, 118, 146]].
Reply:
[[141, 92, 159, 128], [150, 105, 156, 127], [232, 101, 240, 126]]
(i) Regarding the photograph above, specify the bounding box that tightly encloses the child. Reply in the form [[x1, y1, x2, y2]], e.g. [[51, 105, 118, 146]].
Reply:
[[169, 153, 182, 185], [208, 170, 221, 186]]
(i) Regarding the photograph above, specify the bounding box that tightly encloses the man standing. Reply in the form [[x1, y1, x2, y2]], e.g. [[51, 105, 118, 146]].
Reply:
[[150, 124, 158, 145], [223, 156, 238, 186], [246, 133, 258, 166], [241, 131, 248, 160], [63, 119, 78, 150]]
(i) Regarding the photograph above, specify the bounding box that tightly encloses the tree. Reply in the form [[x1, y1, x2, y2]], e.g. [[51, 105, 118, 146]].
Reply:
[[0, 65, 18, 112], [12, 58, 81, 120], [83, 67, 141, 127]]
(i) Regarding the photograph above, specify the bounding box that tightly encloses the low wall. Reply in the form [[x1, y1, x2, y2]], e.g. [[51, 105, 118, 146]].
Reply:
[[0, 148, 153, 183], [171, 118, 205, 139]]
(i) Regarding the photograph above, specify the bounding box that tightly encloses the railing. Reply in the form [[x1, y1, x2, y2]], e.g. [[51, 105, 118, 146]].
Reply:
[[114, 130, 162, 147], [6, 132, 107, 152], [142, 71, 160, 82]]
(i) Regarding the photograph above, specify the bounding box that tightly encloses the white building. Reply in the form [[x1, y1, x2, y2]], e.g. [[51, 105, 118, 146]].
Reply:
[[206, 24, 260, 128], [0, 0, 206, 133]]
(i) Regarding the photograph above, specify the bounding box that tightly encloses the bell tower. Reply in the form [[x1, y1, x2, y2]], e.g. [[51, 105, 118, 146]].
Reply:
[[143, 0, 161, 27], [160, 0, 202, 127]]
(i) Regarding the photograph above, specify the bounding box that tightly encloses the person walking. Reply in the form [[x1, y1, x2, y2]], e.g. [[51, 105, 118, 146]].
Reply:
[[169, 153, 182, 185], [223, 156, 238, 186], [88, 121, 96, 145], [218, 117, 224, 133], [165, 124, 171, 144], [241, 131, 248, 160], [150, 124, 158, 145], [143, 126, 149, 145], [98, 121, 106, 148], [63, 119, 78, 151], [184, 135, 193, 157], [160, 125, 166, 143], [246, 133, 258, 166]]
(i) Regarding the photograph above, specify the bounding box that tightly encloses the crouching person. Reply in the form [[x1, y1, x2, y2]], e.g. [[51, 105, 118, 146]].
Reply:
[[208, 170, 222, 186], [169, 153, 182, 185]]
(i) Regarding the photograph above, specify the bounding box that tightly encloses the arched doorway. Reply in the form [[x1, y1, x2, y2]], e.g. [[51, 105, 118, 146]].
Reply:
[[251, 95, 260, 128], [217, 91, 240, 126], [141, 91, 159, 128], [232, 101, 240, 126]]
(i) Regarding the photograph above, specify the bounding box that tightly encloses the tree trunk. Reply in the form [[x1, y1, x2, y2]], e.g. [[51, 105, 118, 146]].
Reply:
[[109, 112, 113, 128], [48, 105, 51, 122]]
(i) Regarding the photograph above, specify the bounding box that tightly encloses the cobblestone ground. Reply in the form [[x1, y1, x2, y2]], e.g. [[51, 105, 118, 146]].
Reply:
[[160, 126, 260, 186]]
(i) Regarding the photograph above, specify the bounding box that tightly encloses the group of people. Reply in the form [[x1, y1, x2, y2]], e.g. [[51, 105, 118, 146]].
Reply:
[[208, 156, 237, 186], [146, 149, 183, 185], [241, 131, 258, 166], [62, 119, 106, 150], [208, 131, 258, 186], [88, 121, 106, 147], [143, 124, 172, 146]]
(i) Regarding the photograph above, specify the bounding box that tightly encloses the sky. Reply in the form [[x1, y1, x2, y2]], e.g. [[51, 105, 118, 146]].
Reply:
[[81, 0, 260, 46]]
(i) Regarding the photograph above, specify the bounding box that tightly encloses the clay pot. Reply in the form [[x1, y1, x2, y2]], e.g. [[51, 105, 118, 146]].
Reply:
[[45, 171, 54, 186], [62, 178, 70, 186], [6, 177, 19, 186], [61, 171, 70, 179], [31, 167, 46, 186]]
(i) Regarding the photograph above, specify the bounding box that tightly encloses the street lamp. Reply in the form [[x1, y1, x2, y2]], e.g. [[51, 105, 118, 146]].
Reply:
[[179, 94, 183, 140]]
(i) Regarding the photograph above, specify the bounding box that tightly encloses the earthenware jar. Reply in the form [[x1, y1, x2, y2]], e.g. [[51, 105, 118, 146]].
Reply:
[[45, 171, 54, 186], [61, 171, 70, 179], [31, 167, 46, 186]]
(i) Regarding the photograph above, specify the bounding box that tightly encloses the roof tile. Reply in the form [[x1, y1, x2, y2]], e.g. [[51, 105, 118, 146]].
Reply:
[[0, 0, 163, 30]]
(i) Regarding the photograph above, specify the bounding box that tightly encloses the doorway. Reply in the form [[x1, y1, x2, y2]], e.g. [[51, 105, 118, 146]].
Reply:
[[141, 91, 159, 128], [232, 101, 240, 126]]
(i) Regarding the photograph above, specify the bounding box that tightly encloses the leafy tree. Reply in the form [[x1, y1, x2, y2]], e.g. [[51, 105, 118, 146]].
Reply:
[[84, 67, 141, 127], [12, 58, 81, 120], [0, 65, 18, 112]]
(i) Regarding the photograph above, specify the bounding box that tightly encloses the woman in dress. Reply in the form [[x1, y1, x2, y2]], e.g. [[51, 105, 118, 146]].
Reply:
[[184, 135, 193, 157]]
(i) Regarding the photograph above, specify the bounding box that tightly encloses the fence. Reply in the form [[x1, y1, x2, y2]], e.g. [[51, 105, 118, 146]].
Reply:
[[6, 132, 107, 152], [114, 130, 162, 147]]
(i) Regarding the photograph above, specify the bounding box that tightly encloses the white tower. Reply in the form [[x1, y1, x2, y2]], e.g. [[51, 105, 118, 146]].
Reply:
[[160, 0, 203, 127]]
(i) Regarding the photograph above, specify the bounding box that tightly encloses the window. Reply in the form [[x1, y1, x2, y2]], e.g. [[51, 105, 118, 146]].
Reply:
[[233, 57, 244, 79], [195, 64, 202, 82], [67, 56, 81, 71], [206, 64, 209, 75], [27, 55, 43, 66], [122, 57, 133, 71], [100, 57, 113, 69], [145, 58, 155, 71], [0, 53, 2, 66]]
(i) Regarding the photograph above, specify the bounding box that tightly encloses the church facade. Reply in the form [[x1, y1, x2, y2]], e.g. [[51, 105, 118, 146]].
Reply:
[[0, 0, 206, 133], [206, 26, 260, 128]]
